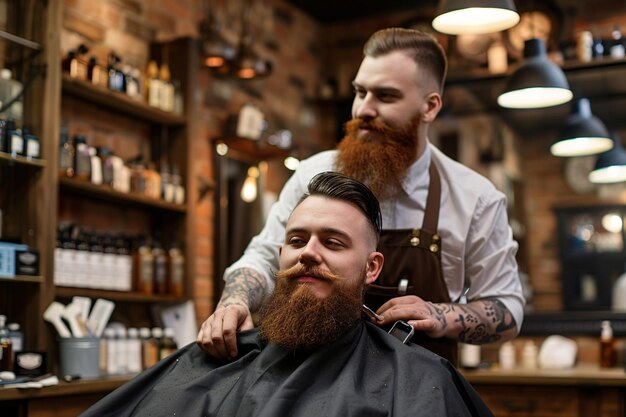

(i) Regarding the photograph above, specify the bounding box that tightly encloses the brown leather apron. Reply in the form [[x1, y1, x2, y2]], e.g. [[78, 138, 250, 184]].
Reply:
[[364, 163, 458, 365]]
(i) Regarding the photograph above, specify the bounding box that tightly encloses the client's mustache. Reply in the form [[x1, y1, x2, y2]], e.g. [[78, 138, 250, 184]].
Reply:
[[345, 117, 391, 134], [274, 265, 341, 282]]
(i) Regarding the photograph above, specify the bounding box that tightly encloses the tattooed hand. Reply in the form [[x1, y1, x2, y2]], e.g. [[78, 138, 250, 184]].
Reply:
[[373, 296, 517, 343], [196, 268, 267, 359]]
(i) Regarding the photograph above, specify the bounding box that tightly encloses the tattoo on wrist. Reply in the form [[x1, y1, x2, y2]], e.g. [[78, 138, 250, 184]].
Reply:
[[220, 268, 268, 311]]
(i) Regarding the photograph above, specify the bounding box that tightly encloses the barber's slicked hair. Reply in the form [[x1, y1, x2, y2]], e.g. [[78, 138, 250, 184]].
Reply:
[[363, 27, 447, 92], [303, 172, 382, 238]]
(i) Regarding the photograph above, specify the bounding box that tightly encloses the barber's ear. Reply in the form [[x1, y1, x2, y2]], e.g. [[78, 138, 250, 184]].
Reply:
[[421, 92, 442, 124], [364, 252, 384, 285]]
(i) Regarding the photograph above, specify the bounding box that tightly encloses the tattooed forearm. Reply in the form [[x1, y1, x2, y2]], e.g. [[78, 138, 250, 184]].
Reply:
[[218, 268, 269, 312], [441, 298, 517, 344]]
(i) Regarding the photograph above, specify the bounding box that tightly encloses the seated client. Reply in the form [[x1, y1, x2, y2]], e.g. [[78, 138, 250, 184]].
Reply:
[[80, 171, 493, 417]]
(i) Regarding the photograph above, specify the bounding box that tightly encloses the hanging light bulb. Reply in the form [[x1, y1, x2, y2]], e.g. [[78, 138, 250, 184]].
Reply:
[[551, 98, 612, 157], [432, 0, 520, 35], [284, 156, 300, 171], [241, 166, 260, 202], [498, 38, 573, 109], [589, 134, 626, 184]]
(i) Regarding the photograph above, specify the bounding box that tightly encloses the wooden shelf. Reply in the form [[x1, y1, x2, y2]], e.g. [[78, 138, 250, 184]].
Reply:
[[0, 151, 46, 168], [0, 375, 131, 401], [215, 137, 290, 162], [0, 275, 43, 283], [61, 74, 186, 126], [59, 177, 186, 213], [55, 286, 186, 303]]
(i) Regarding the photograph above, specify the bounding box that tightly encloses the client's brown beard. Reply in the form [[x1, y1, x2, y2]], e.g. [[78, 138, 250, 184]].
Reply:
[[336, 116, 420, 200], [259, 265, 364, 351]]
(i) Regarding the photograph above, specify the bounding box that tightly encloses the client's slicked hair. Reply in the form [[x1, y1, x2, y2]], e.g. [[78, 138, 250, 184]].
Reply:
[[301, 172, 382, 240]]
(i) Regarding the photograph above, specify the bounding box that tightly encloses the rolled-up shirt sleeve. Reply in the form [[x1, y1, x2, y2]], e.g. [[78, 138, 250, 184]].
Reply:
[[465, 189, 525, 332]]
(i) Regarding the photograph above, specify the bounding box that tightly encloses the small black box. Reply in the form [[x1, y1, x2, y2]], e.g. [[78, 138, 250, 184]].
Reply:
[[15, 249, 39, 276]]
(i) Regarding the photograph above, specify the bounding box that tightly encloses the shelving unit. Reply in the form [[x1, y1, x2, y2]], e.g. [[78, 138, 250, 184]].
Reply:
[[1, 2, 199, 388]]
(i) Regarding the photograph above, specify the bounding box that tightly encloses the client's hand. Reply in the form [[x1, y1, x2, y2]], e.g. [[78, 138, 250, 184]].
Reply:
[[196, 304, 254, 359]]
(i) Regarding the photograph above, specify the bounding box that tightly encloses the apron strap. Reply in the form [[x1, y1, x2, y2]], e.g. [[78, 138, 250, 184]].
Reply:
[[422, 162, 441, 235]]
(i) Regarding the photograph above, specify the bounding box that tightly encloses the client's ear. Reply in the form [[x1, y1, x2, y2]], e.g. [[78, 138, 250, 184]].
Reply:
[[364, 252, 384, 285]]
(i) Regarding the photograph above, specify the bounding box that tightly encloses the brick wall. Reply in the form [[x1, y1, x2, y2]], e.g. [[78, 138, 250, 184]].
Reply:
[[60, 0, 324, 326]]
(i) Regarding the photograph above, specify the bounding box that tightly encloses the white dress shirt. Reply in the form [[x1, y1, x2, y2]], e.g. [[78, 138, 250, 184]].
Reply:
[[225, 142, 525, 331]]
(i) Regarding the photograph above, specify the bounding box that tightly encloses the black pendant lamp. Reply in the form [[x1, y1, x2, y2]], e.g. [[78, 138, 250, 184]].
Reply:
[[231, 1, 272, 80], [589, 134, 626, 184], [497, 38, 573, 109], [432, 0, 520, 35], [198, 4, 235, 72], [551, 98, 613, 157]]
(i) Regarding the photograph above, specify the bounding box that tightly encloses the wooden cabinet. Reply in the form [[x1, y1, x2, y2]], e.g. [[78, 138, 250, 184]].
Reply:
[[464, 367, 626, 417]]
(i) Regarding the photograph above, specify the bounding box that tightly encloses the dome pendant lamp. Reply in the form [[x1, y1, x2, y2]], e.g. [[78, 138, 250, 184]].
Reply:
[[497, 38, 573, 109], [589, 134, 626, 184], [551, 98, 613, 157], [432, 0, 520, 35]]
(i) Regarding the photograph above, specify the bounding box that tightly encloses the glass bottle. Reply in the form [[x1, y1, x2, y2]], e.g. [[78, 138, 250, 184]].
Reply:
[[600, 320, 617, 368], [7, 120, 24, 157], [133, 236, 153, 294], [0, 314, 13, 372], [159, 327, 177, 360], [152, 240, 167, 294], [167, 243, 184, 297], [58, 127, 74, 177], [145, 60, 161, 108], [73, 135, 92, 181], [159, 63, 174, 112], [139, 327, 159, 370]]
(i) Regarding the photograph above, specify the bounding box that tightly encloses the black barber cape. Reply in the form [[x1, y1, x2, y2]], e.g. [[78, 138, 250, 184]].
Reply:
[[81, 321, 493, 417]]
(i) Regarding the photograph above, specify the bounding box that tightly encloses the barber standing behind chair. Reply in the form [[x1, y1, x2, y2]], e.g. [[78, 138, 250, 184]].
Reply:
[[197, 27, 525, 365]]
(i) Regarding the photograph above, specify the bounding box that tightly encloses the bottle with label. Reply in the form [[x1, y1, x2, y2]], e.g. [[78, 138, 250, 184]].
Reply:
[[159, 327, 177, 360], [145, 60, 162, 108], [171, 165, 185, 204], [499, 341, 516, 370], [7, 322, 23, 355], [521, 340, 538, 369], [168, 243, 185, 297], [73, 135, 92, 181], [98, 147, 115, 187], [0, 314, 14, 372], [139, 327, 159, 370], [159, 63, 174, 112], [610, 25, 625, 59], [22, 128, 40, 160], [600, 320, 617, 368], [107, 53, 125, 92], [130, 162, 147, 195], [126, 327, 142, 374], [104, 327, 118, 375], [152, 240, 167, 294], [0, 69, 23, 122], [58, 127, 74, 177], [7, 120, 23, 157], [87, 56, 108, 88], [133, 236, 153, 294]]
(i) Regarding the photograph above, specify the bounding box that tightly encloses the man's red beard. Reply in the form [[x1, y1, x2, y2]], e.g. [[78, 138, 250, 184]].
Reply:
[[336, 116, 420, 200], [259, 264, 364, 351]]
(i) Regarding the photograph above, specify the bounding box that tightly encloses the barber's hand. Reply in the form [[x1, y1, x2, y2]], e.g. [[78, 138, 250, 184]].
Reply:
[[374, 296, 447, 338], [196, 304, 254, 360]]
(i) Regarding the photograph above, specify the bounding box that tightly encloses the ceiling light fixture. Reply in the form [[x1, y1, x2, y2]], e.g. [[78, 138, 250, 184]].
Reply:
[[551, 98, 613, 157], [432, 0, 520, 35], [197, 0, 271, 80], [589, 134, 626, 184], [497, 38, 572, 109]]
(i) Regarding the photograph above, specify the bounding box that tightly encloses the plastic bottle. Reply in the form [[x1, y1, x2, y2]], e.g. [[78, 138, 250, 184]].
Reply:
[[126, 328, 142, 374], [600, 320, 617, 368], [7, 322, 23, 355], [104, 327, 118, 375], [612, 264, 626, 311], [521, 340, 538, 369], [499, 341, 516, 370]]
